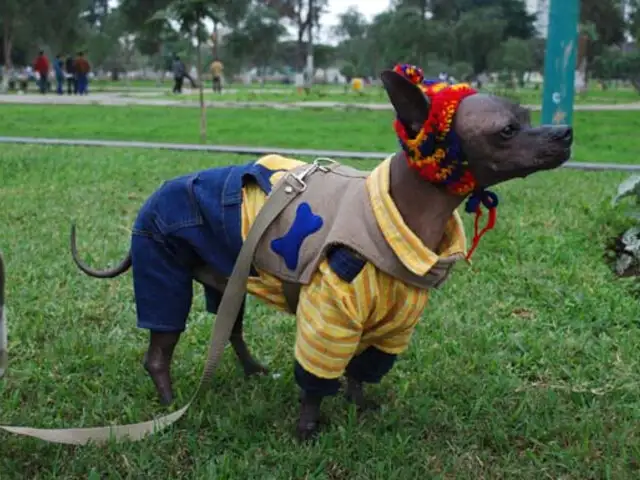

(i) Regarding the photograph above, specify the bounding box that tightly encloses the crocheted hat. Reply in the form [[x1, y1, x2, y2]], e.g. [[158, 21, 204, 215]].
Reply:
[[391, 63, 499, 261]]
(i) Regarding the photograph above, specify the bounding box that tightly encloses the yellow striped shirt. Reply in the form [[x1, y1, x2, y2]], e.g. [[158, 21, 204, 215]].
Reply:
[[241, 155, 467, 380]]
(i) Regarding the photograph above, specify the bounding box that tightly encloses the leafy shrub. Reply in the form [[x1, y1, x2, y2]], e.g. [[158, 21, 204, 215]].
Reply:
[[612, 175, 640, 275]]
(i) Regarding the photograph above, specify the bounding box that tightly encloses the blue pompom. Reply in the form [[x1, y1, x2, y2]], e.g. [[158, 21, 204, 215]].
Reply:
[[465, 189, 499, 213]]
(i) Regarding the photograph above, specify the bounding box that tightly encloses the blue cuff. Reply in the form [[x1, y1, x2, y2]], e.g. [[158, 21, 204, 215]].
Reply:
[[294, 361, 341, 397], [345, 347, 397, 384]]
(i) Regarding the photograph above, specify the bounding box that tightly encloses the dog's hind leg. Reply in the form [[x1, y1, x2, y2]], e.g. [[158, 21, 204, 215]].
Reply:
[[143, 330, 181, 405], [230, 299, 269, 376]]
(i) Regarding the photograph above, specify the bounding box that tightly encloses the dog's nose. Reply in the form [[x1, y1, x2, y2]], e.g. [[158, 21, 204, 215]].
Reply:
[[552, 125, 573, 144]]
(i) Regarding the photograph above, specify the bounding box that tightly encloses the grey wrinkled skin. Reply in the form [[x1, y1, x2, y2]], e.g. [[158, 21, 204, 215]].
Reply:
[[380, 70, 573, 189]]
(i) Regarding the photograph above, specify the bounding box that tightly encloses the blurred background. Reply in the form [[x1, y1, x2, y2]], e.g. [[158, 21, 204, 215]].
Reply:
[[1, 0, 638, 97]]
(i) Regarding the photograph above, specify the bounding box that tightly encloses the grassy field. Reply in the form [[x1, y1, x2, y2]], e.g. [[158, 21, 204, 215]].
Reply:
[[1, 104, 640, 165], [1, 103, 640, 477], [0, 142, 639, 478]]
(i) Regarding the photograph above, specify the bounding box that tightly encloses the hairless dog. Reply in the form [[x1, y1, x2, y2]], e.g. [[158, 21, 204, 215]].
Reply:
[[68, 65, 572, 440]]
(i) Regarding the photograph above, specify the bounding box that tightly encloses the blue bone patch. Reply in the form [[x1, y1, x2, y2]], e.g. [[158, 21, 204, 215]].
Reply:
[[271, 202, 323, 270]]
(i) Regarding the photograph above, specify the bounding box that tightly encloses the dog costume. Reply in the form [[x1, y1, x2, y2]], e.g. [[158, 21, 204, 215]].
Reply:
[[132, 63, 498, 396]]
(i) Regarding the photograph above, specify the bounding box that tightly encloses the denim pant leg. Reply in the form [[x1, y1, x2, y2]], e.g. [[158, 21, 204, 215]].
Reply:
[[131, 232, 195, 333], [130, 176, 206, 333]]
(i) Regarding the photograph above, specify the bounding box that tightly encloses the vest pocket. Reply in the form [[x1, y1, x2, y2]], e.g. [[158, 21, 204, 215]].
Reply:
[[152, 175, 203, 235]]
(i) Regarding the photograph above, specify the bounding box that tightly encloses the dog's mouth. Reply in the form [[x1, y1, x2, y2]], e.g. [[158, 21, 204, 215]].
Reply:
[[553, 146, 572, 167], [493, 149, 571, 182]]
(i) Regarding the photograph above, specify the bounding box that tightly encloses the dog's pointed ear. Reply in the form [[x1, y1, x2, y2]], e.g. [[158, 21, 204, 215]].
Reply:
[[380, 69, 431, 137]]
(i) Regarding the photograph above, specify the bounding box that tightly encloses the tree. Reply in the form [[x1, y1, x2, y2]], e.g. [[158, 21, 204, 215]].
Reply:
[[264, 0, 328, 74], [592, 47, 640, 93], [488, 37, 534, 87], [1, 0, 26, 90], [85, 7, 140, 80], [120, 0, 173, 58], [333, 6, 368, 41], [365, 8, 448, 74], [580, 0, 626, 70], [453, 7, 506, 75], [333, 6, 371, 79], [83, 0, 110, 31], [1, 0, 86, 91], [430, 0, 536, 39], [224, 4, 285, 79], [392, 0, 430, 19], [629, 0, 640, 41], [149, 0, 218, 142], [151, 0, 247, 142]]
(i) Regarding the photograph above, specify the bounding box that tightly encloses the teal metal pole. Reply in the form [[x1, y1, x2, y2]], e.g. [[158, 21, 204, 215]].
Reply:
[[541, 0, 580, 125]]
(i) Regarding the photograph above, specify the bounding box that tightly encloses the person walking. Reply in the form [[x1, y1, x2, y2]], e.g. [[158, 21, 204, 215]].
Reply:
[[33, 50, 50, 94], [210, 58, 224, 93], [65, 55, 76, 94], [172, 55, 185, 94]]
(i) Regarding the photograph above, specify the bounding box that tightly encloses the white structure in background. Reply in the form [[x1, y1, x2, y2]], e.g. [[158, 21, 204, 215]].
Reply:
[[525, 0, 549, 38]]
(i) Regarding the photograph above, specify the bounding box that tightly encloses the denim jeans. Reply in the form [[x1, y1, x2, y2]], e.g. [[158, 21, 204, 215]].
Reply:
[[130, 161, 277, 332]]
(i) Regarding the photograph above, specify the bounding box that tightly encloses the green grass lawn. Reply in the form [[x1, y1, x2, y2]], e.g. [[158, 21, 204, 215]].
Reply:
[[129, 83, 640, 106], [0, 141, 639, 478], [1, 104, 640, 165]]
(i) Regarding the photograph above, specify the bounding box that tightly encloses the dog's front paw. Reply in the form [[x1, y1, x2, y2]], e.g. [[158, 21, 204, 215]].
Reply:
[[295, 418, 321, 442], [296, 393, 323, 442], [345, 378, 381, 412]]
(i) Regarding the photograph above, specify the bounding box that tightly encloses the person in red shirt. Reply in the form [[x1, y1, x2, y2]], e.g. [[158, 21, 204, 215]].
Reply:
[[73, 51, 91, 95], [33, 50, 50, 94]]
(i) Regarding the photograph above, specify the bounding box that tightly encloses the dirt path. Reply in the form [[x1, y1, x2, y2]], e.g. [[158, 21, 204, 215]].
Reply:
[[2, 92, 640, 111]]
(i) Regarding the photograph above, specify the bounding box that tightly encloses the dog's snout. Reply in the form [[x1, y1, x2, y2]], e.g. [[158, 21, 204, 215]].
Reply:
[[551, 125, 573, 145]]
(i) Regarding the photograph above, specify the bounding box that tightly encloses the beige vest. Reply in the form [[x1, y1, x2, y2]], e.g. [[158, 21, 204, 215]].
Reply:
[[252, 162, 464, 291]]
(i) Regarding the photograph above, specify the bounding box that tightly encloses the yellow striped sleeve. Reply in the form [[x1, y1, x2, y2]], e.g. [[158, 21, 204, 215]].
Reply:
[[360, 272, 430, 355], [294, 259, 377, 380]]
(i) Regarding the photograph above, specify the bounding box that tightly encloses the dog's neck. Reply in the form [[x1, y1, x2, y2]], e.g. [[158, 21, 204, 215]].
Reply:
[[388, 152, 466, 252]]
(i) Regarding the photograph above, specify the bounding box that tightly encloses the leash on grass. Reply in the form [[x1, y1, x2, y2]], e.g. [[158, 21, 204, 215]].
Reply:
[[0, 159, 335, 445]]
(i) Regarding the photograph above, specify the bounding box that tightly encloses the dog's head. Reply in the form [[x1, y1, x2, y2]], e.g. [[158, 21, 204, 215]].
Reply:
[[380, 67, 572, 192]]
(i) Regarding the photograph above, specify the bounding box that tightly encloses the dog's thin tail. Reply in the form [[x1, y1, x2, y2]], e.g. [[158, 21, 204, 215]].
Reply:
[[70, 224, 132, 278], [0, 251, 7, 378]]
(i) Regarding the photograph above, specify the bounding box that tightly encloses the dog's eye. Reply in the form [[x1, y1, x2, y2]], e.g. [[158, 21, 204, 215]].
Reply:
[[500, 124, 518, 140]]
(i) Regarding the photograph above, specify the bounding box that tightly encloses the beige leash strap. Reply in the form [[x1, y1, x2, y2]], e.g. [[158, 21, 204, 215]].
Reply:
[[281, 281, 302, 314], [0, 163, 324, 445]]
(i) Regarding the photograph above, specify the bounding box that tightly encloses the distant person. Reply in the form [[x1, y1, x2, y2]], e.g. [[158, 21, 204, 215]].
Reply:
[[172, 55, 185, 93], [183, 65, 197, 89], [210, 58, 223, 93], [74, 51, 91, 95], [53, 54, 65, 95], [33, 50, 50, 94], [65, 55, 76, 94]]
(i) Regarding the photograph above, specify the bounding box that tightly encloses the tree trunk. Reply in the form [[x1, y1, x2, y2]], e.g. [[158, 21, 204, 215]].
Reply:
[[305, 0, 314, 94], [294, 0, 309, 72], [196, 27, 206, 143], [2, 20, 13, 93], [212, 21, 218, 59]]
